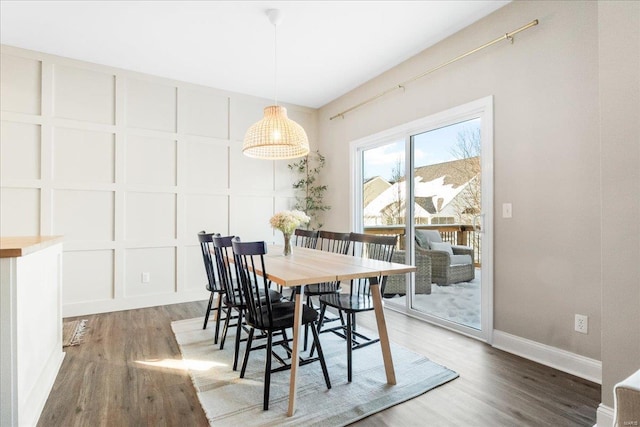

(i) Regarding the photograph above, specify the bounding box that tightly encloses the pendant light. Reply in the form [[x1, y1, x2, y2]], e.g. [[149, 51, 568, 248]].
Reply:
[[242, 9, 310, 160]]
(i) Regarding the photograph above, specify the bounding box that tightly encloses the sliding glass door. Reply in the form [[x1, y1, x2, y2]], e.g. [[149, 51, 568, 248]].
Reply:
[[409, 119, 482, 329], [353, 97, 493, 341]]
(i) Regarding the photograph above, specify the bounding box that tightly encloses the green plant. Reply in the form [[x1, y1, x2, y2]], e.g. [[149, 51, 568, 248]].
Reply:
[[288, 149, 331, 230]]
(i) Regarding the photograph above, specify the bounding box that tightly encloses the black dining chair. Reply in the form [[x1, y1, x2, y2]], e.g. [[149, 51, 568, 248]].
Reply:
[[293, 228, 318, 249], [315, 232, 397, 382], [316, 230, 351, 254], [212, 235, 282, 371], [300, 230, 351, 349], [231, 239, 331, 410], [198, 231, 225, 343]]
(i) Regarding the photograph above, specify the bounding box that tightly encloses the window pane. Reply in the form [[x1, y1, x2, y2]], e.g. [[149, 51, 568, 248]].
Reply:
[[362, 139, 408, 300]]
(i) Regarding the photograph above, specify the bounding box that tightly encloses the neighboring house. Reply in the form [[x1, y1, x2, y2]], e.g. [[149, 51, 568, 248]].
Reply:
[[363, 176, 391, 208], [364, 157, 480, 225]]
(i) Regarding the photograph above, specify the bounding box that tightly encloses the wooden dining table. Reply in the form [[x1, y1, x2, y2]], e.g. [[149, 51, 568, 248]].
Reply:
[[256, 244, 417, 416]]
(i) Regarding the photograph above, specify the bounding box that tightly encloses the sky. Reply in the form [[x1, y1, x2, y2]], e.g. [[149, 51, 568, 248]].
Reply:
[[363, 118, 480, 181]]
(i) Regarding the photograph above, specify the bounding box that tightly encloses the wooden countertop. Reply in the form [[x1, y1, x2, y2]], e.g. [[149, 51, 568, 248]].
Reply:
[[0, 236, 63, 258]]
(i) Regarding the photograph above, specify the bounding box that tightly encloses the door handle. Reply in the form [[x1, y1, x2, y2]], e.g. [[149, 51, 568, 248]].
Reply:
[[473, 214, 484, 234]]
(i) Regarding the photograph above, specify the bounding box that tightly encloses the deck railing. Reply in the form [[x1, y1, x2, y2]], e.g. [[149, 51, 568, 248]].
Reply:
[[363, 224, 481, 266]]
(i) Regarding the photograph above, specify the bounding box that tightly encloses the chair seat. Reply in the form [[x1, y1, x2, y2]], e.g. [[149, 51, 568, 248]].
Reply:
[[319, 293, 374, 313], [251, 302, 318, 330], [305, 283, 341, 295], [224, 287, 282, 306]]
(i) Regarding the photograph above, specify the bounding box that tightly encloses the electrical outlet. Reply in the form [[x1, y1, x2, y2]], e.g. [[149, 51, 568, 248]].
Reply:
[[575, 314, 588, 334], [141, 272, 150, 283], [502, 203, 512, 218]]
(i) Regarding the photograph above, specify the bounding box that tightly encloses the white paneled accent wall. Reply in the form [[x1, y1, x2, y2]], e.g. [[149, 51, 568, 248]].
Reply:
[[0, 45, 316, 316]]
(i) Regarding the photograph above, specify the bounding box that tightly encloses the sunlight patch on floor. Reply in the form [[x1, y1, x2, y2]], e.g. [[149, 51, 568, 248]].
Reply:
[[135, 358, 227, 371]]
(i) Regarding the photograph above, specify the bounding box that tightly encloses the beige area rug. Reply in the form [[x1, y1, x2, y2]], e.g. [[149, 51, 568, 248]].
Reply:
[[62, 319, 88, 347], [171, 317, 458, 426]]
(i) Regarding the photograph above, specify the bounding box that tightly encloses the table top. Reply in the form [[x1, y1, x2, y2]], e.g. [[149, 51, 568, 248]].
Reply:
[[0, 236, 63, 258], [261, 245, 416, 287]]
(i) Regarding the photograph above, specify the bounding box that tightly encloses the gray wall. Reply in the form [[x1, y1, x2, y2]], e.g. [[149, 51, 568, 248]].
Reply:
[[599, 1, 640, 410], [319, 0, 601, 357], [316, 0, 639, 414]]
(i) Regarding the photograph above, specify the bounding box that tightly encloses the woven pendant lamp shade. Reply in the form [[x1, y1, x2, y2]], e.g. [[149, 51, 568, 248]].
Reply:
[[242, 105, 310, 159]]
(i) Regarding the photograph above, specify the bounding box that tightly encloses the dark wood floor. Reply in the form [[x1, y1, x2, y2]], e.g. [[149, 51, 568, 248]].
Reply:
[[38, 301, 600, 426]]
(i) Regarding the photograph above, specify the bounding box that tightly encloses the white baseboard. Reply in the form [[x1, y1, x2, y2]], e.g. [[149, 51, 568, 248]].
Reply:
[[596, 403, 614, 427], [492, 330, 602, 384], [63, 290, 209, 317]]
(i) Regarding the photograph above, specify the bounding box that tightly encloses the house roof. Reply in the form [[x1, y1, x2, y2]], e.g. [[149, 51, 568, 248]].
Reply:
[[363, 157, 480, 221], [414, 157, 480, 189]]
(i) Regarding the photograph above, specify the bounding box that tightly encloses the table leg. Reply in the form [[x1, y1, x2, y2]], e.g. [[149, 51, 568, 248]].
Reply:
[[213, 294, 220, 321], [370, 278, 396, 385], [287, 285, 304, 416]]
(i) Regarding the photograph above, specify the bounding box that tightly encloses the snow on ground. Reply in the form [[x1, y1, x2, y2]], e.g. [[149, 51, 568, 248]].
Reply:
[[385, 269, 481, 330]]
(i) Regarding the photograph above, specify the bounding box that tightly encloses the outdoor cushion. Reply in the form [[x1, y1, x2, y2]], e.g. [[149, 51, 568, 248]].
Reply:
[[430, 241, 453, 255], [450, 254, 473, 265], [415, 230, 442, 249]]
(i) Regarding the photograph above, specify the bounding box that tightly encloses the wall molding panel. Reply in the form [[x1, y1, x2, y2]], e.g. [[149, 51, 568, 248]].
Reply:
[[0, 44, 317, 316]]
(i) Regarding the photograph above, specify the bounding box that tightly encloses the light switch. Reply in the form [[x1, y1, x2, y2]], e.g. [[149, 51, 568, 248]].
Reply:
[[502, 203, 512, 218]]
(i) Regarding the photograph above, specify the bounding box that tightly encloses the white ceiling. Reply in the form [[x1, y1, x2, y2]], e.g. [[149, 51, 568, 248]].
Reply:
[[0, 1, 510, 108]]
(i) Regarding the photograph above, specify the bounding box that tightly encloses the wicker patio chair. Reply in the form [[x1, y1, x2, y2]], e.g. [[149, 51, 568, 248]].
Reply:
[[415, 230, 475, 286], [384, 250, 432, 296]]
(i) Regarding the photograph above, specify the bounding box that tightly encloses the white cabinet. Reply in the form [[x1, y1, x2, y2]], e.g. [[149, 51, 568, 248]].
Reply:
[[1, 236, 64, 427]]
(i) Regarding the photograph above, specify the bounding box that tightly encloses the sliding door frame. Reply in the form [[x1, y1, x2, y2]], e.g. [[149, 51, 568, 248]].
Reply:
[[350, 96, 494, 343]]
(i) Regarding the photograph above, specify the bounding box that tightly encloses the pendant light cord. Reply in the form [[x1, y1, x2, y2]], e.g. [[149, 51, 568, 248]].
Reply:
[[273, 20, 278, 106]]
